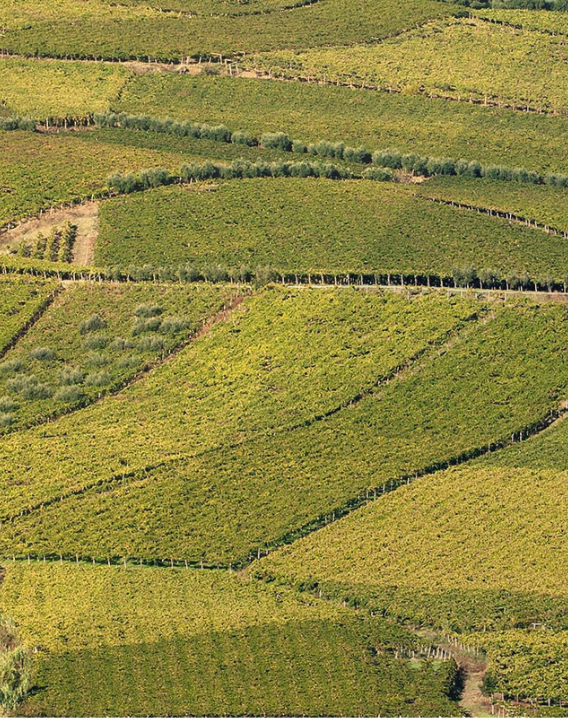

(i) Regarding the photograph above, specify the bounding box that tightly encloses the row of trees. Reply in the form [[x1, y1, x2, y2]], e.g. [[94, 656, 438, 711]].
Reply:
[[3, 110, 568, 188], [106, 158, 356, 194], [15, 223, 77, 264], [445, 0, 568, 10]]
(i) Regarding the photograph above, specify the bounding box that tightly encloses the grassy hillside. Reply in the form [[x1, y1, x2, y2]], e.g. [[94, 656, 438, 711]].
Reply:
[[116, 75, 568, 174], [0, 282, 239, 431], [252, 17, 568, 113], [4, 297, 568, 566], [0, 275, 58, 354], [0, 59, 129, 118], [414, 177, 568, 235], [0, 563, 462, 717], [0, 288, 480, 527], [0, 0, 457, 60], [97, 178, 568, 279]]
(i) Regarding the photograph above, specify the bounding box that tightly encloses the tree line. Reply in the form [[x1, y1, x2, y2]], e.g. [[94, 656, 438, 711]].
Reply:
[[2, 111, 567, 188]]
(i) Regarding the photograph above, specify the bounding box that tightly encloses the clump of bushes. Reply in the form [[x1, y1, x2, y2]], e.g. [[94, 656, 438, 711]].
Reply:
[[79, 314, 107, 334], [85, 371, 111, 387], [29, 346, 56, 361], [53, 386, 84, 403], [58, 367, 84, 386]]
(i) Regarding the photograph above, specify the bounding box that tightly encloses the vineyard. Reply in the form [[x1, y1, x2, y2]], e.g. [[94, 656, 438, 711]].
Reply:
[[0, 563, 463, 717], [0, 282, 238, 431], [97, 178, 568, 280], [251, 17, 568, 114], [0, 0, 457, 60], [4, 297, 568, 567], [2, 0, 568, 714]]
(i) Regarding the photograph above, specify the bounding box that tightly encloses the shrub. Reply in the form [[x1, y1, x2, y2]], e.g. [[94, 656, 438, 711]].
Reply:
[[117, 355, 140, 369], [132, 317, 162, 335], [0, 360, 24, 375], [160, 316, 189, 333], [0, 413, 13, 428], [0, 397, 18, 413], [5, 375, 37, 395], [260, 132, 292, 152], [85, 352, 110, 368], [58, 367, 84, 385], [362, 167, 394, 181], [110, 337, 137, 351], [53, 386, 84, 403], [82, 334, 110, 350], [29, 346, 56, 361], [231, 131, 258, 147], [79, 314, 107, 334], [137, 336, 165, 352], [372, 149, 403, 169], [85, 371, 111, 387], [292, 140, 307, 154], [20, 382, 53, 401]]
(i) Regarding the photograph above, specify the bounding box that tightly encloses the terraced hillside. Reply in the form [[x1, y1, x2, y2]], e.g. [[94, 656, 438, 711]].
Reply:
[[1, 0, 568, 715]]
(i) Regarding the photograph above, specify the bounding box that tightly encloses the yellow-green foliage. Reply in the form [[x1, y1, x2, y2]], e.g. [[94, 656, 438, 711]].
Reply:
[[0, 0, 457, 59], [252, 17, 568, 112], [0, 275, 58, 353], [97, 179, 568, 278], [414, 177, 568, 236], [475, 8, 568, 36], [0, 563, 461, 717], [116, 75, 568, 174], [0, 281, 239, 431], [0, 288, 479, 536], [5, 298, 568, 567], [0, 59, 129, 118]]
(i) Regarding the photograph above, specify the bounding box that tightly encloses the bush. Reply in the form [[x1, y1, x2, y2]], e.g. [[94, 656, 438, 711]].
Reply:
[[372, 148, 403, 169], [0, 637, 32, 711], [110, 337, 137, 351], [292, 140, 307, 154], [0, 360, 24, 375], [137, 336, 165, 352], [20, 382, 53, 401], [58, 367, 84, 385], [85, 371, 111, 387], [362, 167, 394, 181], [5, 375, 37, 395], [132, 317, 162, 335], [117, 355, 140, 369], [160, 316, 189, 333], [53, 386, 84, 403], [29, 346, 56, 361], [79, 314, 107, 334], [231, 131, 258, 147], [85, 352, 110, 368], [0, 397, 18, 413], [0, 413, 13, 428], [260, 132, 292, 152], [82, 335, 110, 350]]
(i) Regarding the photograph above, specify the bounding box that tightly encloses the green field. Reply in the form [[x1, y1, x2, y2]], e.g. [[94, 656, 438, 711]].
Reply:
[[96, 178, 568, 280], [0, 0, 457, 60], [0, 275, 58, 355], [0, 563, 462, 717], [0, 282, 238, 431], [2, 0, 568, 713], [252, 17, 568, 113], [0, 59, 129, 118], [0, 128, 308, 227], [115, 74, 568, 174], [0, 288, 481, 528], [4, 297, 568, 567], [414, 176, 568, 236]]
